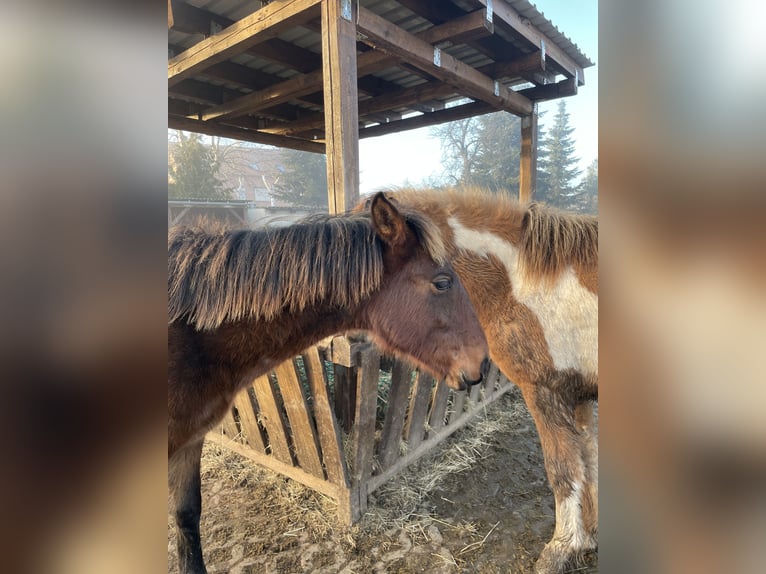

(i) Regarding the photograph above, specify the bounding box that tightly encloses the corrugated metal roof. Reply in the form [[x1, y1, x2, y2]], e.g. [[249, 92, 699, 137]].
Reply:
[[508, 0, 594, 67]]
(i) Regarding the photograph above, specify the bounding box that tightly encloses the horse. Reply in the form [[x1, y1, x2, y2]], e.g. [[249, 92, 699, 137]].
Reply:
[[168, 192, 490, 574], [358, 188, 598, 574]]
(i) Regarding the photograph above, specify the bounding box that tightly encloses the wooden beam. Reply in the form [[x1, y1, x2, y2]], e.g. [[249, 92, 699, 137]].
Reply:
[[359, 101, 495, 139], [519, 77, 577, 102], [356, 7, 533, 116], [168, 115, 325, 153], [480, 50, 545, 79], [200, 8, 492, 122], [168, 0, 322, 87], [519, 108, 538, 203], [322, 0, 359, 213], [475, 0, 587, 85], [263, 81, 457, 136]]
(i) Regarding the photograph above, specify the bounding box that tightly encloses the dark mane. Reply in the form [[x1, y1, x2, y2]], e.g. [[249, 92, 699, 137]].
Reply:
[[168, 210, 445, 331], [168, 214, 384, 331], [521, 202, 598, 281]]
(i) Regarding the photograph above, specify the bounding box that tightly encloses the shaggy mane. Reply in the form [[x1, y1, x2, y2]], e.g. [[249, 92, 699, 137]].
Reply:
[[383, 186, 598, 282], [168, 209, 445, 331], [521, 202, 598, 282]]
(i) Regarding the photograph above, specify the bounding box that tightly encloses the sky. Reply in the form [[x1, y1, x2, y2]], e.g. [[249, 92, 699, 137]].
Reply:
[[358, 0, 598, 194]]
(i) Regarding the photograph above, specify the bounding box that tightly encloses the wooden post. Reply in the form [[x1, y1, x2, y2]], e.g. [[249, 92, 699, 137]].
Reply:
[[321, 0, 360, 214], [519, 106, 538, 203]]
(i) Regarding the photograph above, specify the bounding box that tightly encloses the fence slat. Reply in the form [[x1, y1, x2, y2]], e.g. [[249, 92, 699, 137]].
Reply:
[[448, 389, 467, 424], [251, 373, 293, 465], [405, 371, 433, 450], [302, 347, 349, 487], [220, 408, 240, 441], [428, 378, 451, 435], [352, 345, 379, 487], [275, 360, 325, 479], [483, 363, 500, 395], [233, 389, 267, 452], [377, 360, 413, 470]]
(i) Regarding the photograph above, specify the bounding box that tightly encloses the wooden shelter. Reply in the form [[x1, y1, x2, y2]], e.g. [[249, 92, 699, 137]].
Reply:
[[168, 0, 593, 524], [168, 0, 593, 209]]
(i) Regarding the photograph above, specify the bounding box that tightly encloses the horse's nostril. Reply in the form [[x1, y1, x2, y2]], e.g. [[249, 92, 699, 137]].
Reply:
[[480, 357, 491, 377]]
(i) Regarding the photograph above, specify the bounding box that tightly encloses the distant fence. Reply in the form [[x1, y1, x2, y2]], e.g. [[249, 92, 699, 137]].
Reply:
[[208, 335, 513, 524]]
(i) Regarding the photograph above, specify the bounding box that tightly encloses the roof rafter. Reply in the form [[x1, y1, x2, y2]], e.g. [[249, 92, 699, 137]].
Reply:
[[199, 8, 494, 122], [168, 0, 322, 87], [355, 7, 533, 116]]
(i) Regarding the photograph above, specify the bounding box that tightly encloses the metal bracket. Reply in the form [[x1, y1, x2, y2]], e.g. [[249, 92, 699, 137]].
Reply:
[[486, 0, 493, 22], [433, 47, 441, 67], [341, 0, 352, 21], [540, 39, 546, 61], [575, 69, 579, 85], [493, 81, 500, 97], [210, 21, 222, 35]]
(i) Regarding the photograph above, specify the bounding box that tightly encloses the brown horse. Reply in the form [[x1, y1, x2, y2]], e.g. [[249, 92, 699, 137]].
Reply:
[[360, 188, 598, 574], [168, 193, 489, 574]]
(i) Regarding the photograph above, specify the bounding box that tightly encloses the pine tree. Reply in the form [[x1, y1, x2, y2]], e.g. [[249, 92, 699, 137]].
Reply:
[[472, 112, 521, 192], [168, 131, 232, 200], [269, 149, 329, 209], [536, 101, 581, 209], [575, 158, 598, 214]]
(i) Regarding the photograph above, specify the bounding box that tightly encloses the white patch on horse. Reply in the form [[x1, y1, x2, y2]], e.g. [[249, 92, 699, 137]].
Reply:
[[448, 217, 598, 376], [555, 480, 588, 550]]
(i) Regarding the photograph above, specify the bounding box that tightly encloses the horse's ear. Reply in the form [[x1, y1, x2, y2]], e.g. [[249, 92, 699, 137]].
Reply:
[[370, 192, 409, 248]]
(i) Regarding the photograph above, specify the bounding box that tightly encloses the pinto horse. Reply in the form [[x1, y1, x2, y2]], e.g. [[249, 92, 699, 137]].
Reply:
[[168, 193, 489, 574], [361, 188, 598, 574]]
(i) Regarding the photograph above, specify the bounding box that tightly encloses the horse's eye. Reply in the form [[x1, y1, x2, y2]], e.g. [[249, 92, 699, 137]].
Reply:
[[432, 275, 453, 292]]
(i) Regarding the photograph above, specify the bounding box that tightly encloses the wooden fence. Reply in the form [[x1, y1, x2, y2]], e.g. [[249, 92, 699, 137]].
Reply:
[[207, 335, 514, 524]]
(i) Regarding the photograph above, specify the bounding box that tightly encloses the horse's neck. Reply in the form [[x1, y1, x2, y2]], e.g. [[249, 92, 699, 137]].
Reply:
[[201, 300, 361, 387]]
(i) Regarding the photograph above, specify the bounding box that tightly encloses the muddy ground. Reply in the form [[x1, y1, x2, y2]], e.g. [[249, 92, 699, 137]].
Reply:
[[168, 388, 598, 573]]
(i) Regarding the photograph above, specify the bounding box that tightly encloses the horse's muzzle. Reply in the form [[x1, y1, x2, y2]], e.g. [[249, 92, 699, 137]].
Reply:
[[459, 357, 491, 389]]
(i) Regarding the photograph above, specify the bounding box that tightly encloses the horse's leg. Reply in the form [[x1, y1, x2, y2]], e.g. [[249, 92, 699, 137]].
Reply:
[[170, 438, 207, 574], [575, 401, 598, 551], [517, 377, 590, 574]]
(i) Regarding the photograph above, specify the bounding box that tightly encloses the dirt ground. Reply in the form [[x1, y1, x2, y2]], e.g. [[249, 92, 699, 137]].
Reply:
[[168, 388, 598, 573]]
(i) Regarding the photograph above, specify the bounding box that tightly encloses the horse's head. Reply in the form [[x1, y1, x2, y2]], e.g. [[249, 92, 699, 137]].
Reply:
[[360, 193, 489, 391]]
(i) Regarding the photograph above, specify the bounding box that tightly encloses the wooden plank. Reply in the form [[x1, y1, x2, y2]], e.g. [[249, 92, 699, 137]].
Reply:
[[448, 389, 467, 424], [333, 363, 355, 433], [233, 388, 267, 453], [302, 347, 350, 487], [220, 408, 240, 441], [475, 0, 588, 84], [205, 432, 340, 501], [428, 378, 451, 435], [321, 0, 360, 213], [520, 108, 538, 203], [168, 0, 322, 86], [480, 50, 546, 79], [377, 360, 414, 470], [351, 345, 380, 486], [360, 100, 494, 139], [404, 371, 434, 450], [521, 77, 578, 102], [356, 7, 533, 116], [469, 377, 482, 403], [481, 363, 499, 399], [274, 359, 324, 478], [367, 382, 514, 493], [251, 373, 294, 465], [167, 116, 325, 154]]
